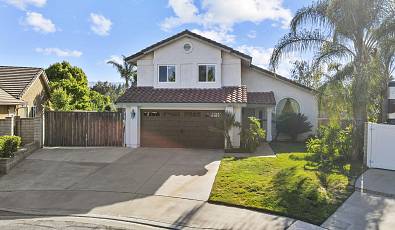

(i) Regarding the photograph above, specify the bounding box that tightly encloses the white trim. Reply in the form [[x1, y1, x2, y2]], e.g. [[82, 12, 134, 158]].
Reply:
[[266, 107, 273, 142], [158, 65, 176, 83], [128, 34, 252, 64]]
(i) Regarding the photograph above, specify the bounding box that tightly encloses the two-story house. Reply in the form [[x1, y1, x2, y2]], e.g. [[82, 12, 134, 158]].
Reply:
[[117, 30, 318, 149]]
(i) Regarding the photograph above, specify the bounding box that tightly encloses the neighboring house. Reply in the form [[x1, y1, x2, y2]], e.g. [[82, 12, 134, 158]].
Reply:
[[117, 30, 318, 148], [0, 66, 50, 119]]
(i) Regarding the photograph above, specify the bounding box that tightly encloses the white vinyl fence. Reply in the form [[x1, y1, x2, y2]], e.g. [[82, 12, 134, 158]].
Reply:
[[365, 122, 395, 170]]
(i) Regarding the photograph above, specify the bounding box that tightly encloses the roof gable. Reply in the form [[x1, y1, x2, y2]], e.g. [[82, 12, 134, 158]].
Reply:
[[0, 88, 24, 105], [0, 66, 50, 99], [125, 30, 252, 63]]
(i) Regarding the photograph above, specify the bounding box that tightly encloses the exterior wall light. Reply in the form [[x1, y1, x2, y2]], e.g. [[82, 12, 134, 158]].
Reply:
[[131, 109, 136, 119]]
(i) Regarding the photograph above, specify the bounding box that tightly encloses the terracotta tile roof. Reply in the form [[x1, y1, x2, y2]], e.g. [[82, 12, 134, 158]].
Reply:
[[117, 86, 248, 104], [0, 66, 45, 98], [247, 92, 276, 105]]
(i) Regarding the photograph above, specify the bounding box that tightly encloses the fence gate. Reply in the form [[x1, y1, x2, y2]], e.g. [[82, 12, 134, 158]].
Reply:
[[45, 111, 124, 147], [365, 122, 395, 170]]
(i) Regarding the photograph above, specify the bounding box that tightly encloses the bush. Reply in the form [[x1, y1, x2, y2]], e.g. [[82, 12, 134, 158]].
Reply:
[[0, 136, 21, 158], [276, 113, 312, 141], [306, 125, 352, 170], [240, 117, 266, 152]]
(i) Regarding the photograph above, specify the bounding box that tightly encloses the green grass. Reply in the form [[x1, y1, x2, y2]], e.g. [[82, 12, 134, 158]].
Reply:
[[270, 141, 306, 154], [209, 143, 355, 225]]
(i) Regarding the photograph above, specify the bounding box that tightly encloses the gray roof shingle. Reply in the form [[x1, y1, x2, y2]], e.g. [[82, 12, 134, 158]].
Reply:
[[0, 88, 24, 105], [0, 66, 44, 98]]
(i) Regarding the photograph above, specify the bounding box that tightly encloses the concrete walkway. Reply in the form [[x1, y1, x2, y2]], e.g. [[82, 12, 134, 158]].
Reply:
[[0, 147, 294, 229], [322, 169, 395, 230]]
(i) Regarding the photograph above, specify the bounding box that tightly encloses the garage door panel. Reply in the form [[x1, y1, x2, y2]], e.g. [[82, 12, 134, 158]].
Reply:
[[141, 110, 224, 149]]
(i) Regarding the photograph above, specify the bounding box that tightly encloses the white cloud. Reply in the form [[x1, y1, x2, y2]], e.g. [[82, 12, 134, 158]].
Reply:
[[247, 30, 257, 39], [90, 13, 112, 36], [4, 0, 46, 10], [106, 55, 123, 64], [161, 0, 292, 38], [237, 45, 298, 77], [161, 0, 200, 31], [23, 12, 56, 33], [191, 28, 235, 43], [35, 48, 82, 57]]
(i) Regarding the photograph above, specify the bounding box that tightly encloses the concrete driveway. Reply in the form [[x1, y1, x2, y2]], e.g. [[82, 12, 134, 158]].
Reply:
[[0, 147, 294, 229], [322, 169, 395, 230]]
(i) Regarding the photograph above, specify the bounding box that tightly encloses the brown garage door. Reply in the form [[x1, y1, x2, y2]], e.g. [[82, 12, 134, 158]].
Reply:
[[141, 110, 224, 149]]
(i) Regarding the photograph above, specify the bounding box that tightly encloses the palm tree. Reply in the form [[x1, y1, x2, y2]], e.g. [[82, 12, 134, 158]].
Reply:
[[270, 0, 394, 160], [209, 111, 241, 149], [107, 55, 136, 88]]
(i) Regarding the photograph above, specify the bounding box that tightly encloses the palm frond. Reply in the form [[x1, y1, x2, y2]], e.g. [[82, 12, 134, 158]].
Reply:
[[312, 41, 354, 70], [290, 0, 332, 33], [270, 30, 328, 71]]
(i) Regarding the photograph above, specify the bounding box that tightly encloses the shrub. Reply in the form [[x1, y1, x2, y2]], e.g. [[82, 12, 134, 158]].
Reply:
[[306, 125, 352, 170], [276, 113, 312, 141], [0, 136, 22, 158], [240, 117, 266, 152]]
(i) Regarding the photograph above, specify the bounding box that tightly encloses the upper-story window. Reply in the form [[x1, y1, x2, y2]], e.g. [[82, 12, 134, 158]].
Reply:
[[198, 65, 215, 82], [159, 65, 176, 82]]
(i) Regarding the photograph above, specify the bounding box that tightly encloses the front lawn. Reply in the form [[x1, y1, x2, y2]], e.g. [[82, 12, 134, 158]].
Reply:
[[209, 143, 355, 225]]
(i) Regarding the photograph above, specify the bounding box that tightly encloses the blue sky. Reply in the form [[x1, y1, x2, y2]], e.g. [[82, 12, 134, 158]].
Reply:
[[0, 0, 312, 83]]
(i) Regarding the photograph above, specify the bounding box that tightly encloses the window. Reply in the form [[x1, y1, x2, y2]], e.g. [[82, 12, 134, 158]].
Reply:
[[205, 112, 222, 118], [159, 65, 176, 82], [143, 112, 160, 117], [276, 98, 300, 116], [183, 42, 193, 53], [184, 111, 201, 118], [29, 106, 37, 118], [198, 65, 215, 82], [164, 111, 180, 117]]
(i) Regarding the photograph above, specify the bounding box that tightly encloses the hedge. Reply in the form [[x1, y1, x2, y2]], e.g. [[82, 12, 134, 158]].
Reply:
[[0, 136, 21, 158]]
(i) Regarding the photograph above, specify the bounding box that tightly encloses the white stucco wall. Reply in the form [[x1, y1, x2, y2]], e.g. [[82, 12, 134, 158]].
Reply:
[[222, 52, 241, 86], [137, 53, 154, 87], [136, 37, 242, 88], [241, 66, 318, 136]]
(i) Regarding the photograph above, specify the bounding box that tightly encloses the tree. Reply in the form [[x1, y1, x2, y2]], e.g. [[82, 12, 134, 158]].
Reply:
[[91, 81, 126, 102], [290, 60, 322, 89], [107, 55, 136, 88], [46, 61, 112, 112], [209, 111, 241, 149], [276, 113, 312, 141], [270, 0, 394, 160], [49, 88, 72, 111], [45, 61, 88, 85]]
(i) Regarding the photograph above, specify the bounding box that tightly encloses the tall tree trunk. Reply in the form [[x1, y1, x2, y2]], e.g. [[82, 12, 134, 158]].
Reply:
[[351, 67, 368, 161], [380, 72, 391, 123]]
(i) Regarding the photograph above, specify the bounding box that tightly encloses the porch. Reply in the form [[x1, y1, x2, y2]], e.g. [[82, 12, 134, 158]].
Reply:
[[243, 91, 277, 142], [242, 106, 275, 142]]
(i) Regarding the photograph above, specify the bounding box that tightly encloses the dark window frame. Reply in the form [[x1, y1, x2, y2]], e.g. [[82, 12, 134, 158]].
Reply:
[[158, 65, 176, 83], [198, 64, 216, 82]]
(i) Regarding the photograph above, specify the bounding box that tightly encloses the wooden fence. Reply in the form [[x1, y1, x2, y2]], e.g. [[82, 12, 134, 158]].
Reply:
[[45, 111, 124, 147]]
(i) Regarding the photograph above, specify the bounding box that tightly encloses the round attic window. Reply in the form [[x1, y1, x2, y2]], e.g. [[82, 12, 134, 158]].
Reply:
[[183, 42, 193, 53]]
